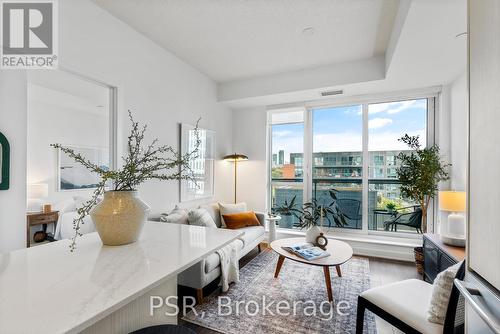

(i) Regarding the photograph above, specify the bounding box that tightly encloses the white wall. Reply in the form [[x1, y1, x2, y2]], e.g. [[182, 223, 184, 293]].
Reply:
[[57, 0, 233, 213], [449, 72, 467, 191], [232, 107, 268, 211], [0, 71, 28, 253]]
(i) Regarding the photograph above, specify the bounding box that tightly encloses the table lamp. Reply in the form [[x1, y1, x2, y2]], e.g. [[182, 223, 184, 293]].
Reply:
[[27, 183, 48, 212], [223, 153, 248, 203], [439, 191, 466, 247]]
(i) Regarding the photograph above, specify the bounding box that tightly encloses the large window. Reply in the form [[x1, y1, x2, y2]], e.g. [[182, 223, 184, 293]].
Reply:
[[269, 96, 434, 235]]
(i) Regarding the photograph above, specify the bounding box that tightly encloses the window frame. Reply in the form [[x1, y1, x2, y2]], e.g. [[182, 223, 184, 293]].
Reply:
[[267, 89, 438, 237]]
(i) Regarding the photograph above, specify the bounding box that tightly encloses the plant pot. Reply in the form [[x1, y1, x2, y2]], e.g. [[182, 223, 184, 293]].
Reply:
[[90, 190, 150, 246], [305, 225, 321, 244], [414, 246, 424, 275]]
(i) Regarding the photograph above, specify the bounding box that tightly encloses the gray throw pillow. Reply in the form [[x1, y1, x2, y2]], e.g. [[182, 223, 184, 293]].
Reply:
[[188, 208, 217, 228], [428, 261, 463, 324], [160, 205, 188, 225]]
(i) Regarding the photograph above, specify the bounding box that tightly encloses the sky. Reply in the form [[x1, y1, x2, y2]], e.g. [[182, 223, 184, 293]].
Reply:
[[272, 99, 427, 163]]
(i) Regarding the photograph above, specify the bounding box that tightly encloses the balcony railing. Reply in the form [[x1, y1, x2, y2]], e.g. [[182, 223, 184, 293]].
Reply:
[[271, 177, 420, 233]]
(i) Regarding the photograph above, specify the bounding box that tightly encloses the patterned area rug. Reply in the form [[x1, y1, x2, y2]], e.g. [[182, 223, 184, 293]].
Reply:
[[183, 250, 377, 334]]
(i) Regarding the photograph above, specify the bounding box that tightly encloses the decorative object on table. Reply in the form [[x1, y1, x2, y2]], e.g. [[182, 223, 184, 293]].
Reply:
[[26, 211, 59, 247], [438, 191, 466, 247], [396, 134, 451, 233], [43, 204, 52, 213], [183, 251, 375, 333], [180, 123, 215, 202], [51, 111, 201, 251], [273, 189, 347, 243], [0, 131, 10, 190], [315, 232, 328, 250], [57, 145, 109, 191], [27, 183, 48, 213], [222, 153, 248, 203], [385, 201, 397, 214]]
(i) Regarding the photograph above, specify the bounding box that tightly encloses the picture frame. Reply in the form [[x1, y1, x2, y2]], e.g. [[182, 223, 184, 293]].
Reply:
[[0, 131, 10, 190], [57, 145, 109, 191], [180, 123, 215, 202]]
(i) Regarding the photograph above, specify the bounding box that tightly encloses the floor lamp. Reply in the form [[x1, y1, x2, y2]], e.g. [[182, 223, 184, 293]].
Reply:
[[223, 153, 248, 203]]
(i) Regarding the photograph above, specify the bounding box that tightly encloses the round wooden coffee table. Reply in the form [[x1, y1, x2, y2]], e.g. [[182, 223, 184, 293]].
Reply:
[[270, 237, 353, 302]]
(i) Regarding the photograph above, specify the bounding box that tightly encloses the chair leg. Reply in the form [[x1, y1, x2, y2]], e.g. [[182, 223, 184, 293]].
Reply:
[[356, 298, 366, 334], [196, 288, 203, 304]]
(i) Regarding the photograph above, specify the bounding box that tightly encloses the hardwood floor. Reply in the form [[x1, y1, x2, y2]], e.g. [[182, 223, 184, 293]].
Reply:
[[178, 243, 420, 334]]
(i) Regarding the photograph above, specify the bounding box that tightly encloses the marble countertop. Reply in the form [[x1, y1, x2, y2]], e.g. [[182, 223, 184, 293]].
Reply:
[[0, 222, 243, 334]]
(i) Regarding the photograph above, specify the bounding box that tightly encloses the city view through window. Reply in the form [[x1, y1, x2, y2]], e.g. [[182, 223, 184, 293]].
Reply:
[[270, 98, 429, 234]]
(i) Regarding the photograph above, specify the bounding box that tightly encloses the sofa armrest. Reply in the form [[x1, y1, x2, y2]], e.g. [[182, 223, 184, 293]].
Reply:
[[255, 212, 266, 227]]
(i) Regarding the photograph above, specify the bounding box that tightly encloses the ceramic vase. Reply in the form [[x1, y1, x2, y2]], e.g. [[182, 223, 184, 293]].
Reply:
[[90, 191, 150, 246], [305, 225, 321, 244]]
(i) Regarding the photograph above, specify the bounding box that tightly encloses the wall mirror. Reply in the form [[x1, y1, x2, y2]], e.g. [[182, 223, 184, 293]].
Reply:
[[0, 131, 10, 190]]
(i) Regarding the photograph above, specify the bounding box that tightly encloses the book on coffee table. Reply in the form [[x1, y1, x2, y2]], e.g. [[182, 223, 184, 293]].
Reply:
[[282, 243, 330, 261]]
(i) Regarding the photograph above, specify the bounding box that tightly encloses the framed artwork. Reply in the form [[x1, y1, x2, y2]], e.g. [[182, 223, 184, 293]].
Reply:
[[180, 123, 215, 202], [57, 145, 109, 191], [0, 131, 10, 190]]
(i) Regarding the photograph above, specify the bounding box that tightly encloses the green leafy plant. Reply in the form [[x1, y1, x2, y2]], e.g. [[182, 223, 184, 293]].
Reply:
[[274, 189, 347, 230], [385, 201, 397, 211], [51, 111, 201, 251], [396, 134, 450, 232]]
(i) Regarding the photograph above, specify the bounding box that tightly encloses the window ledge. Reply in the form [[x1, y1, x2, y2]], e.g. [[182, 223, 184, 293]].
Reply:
[[271, 228, 422, 262]]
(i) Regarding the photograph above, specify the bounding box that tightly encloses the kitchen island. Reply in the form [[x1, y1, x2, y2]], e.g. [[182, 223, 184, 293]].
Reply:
[[0, 222, 242, 334]]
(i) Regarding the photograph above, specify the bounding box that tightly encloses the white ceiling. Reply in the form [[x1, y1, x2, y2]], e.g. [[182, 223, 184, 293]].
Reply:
[[92, 0, 399, 82]]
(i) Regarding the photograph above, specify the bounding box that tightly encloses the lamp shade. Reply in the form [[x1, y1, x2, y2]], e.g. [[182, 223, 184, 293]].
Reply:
[[439, 191, 466, 212], [28, 183, 48, 199], [223, 153, 248, 161]]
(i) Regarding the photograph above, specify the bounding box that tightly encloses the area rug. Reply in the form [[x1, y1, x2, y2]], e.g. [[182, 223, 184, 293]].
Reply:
[[183, 250, 377, 334]]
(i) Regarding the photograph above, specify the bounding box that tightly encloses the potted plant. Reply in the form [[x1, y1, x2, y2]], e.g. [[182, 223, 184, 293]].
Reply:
[[274, 189, 347, 243], [273, 195, 302, 229], [396, 134, 450, 272], [385, 201, 397, 214], [52, 111, 200, 251]]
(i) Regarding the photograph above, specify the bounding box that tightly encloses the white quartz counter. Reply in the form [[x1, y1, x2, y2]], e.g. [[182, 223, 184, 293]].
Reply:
[[0, 222, 243, 334]]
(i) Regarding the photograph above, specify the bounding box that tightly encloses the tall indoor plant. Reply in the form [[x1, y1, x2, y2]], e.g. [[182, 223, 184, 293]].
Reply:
[[52, 111, 200, 251], [396, 134, 450, 233]]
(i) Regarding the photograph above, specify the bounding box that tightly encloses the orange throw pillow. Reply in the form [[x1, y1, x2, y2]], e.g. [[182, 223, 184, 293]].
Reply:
[[222, 211, 261, 229]]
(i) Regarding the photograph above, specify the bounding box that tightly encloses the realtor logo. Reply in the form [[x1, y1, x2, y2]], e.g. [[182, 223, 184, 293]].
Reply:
[[1, 0, 58, 69]]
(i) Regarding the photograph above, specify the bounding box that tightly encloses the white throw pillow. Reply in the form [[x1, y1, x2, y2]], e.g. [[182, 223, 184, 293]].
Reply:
[[188, 208, 217, 228], [428, 261, 463, 324], [160, 206, 189, 225], [218, 202, 247, 227]]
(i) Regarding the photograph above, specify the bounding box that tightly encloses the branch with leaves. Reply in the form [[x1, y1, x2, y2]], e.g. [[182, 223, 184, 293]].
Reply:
[[51, 111, 201, 251]]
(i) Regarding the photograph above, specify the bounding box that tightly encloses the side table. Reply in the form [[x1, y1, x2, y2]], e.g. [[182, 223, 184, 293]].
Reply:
[[265, 215, 281, 242]]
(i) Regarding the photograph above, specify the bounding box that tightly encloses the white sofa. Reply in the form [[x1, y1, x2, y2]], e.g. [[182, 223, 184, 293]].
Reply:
[[150, 203, 266, 302]]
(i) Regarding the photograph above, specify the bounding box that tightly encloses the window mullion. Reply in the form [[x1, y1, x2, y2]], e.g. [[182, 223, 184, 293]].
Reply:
[[362, 103, 369, 233]]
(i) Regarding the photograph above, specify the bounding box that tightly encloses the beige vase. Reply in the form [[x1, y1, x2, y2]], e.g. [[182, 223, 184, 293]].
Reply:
[[90, 191, 150, 246]]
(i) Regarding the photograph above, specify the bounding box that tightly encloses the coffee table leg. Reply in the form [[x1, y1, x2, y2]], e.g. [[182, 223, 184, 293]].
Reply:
[[323, 266, 333, 302], [336, 265, 342, 277], [274, 255, 285, 278]]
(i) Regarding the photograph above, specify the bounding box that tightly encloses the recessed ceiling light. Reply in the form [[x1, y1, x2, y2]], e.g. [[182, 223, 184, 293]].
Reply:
[[302, 27, 315, 36]]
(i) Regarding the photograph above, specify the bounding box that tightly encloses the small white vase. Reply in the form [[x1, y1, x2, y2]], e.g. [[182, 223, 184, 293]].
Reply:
[[305, 225, 321, 244]]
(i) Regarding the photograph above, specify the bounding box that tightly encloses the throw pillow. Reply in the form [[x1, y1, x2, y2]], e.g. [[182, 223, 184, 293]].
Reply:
[[160, 205, 189, 225], [188, 208, 218, 228], [218, 202, 247, 227], [428, 261, 463, 324], [222, 211, 261, 229]]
